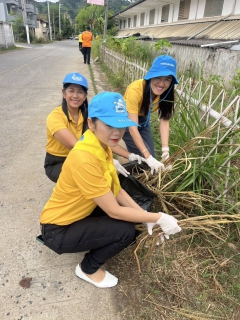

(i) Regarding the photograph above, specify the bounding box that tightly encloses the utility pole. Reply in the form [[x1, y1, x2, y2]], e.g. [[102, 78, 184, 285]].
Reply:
[[21, 0, 30, 44], [47, 1, 52, 41], [103, 0, 108, 45], [59, 0, 61, 34], [53, 10, 55, 40]]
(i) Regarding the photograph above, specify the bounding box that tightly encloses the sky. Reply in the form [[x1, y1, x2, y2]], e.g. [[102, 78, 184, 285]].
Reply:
[[34, 0, 59, 3]]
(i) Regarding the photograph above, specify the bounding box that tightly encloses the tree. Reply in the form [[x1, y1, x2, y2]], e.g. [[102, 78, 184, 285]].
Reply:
[[62, 16, 74, 38], [75, 5, 116, 35], [11, 14, 26, 42]]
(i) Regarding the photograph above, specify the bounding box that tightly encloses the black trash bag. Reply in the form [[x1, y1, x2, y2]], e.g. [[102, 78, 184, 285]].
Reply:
[[118, 161, 156, 212]]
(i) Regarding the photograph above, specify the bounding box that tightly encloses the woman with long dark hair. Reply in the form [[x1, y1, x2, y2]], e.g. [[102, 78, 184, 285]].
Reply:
[[44, 73, 143, 183], [120, 55, 179, 174], [44, 73, 89, 183]]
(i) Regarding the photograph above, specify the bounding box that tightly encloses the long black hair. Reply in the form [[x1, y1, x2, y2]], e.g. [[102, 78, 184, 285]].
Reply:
[[62, 83, 89, 133], [140, 79, 175, 121]]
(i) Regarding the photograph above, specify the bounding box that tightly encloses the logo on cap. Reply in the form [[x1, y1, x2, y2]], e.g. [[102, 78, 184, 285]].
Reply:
[[160, 62, 175, 67], [114, 98, 125, 113], [72, 74, 83, 82]]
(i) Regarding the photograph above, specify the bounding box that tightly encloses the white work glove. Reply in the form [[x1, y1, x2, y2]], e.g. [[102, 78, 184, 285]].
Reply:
[[128, 153, 145, 164], [161, 147, 169, 163], [143, 155, 165, 174], [146, 212, 181, 243], [113, 159, 130, 177], [161, 152, 169, 163]]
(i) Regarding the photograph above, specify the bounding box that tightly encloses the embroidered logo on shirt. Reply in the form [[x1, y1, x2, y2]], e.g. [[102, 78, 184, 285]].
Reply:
[[114, 98, 125, 113]]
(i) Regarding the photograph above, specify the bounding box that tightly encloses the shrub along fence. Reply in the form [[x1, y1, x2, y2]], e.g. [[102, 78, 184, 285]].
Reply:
[[100, 45, 240, 204]]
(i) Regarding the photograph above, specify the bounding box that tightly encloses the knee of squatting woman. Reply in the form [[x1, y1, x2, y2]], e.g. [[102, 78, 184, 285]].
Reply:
[[40, 91, 181, 288]]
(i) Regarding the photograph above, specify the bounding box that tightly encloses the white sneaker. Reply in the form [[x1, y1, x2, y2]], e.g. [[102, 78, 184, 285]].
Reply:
[[75, 264, 118, 288]]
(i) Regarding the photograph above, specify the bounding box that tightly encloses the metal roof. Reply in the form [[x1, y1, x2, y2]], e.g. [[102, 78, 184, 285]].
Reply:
[[116, 19, 240, 41], [111, 0, 146, 18]]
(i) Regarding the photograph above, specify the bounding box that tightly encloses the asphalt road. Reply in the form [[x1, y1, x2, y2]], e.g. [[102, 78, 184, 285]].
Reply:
[[0, 40, 122, 320]]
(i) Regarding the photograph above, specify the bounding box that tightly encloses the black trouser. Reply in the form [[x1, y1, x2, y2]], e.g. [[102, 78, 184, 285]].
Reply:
[[79, 42, 82, 50], [83, 47, 91, 64], [44, 152, 66, 183], [123, 116, 156, 157], [41, 207, 135, 274]]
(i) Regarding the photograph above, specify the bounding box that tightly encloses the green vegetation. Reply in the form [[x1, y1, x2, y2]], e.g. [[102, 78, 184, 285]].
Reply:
[[10, 14, 26, 42], [37, 0, 131, 20], [75, 4, 116, 36], [91, 39, 240, 319]]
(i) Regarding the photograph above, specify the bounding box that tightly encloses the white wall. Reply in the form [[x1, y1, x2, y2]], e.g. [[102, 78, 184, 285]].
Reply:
[[173, 0, 180, 22], [222, 0, 236, 15], [234, 0, 240, 14], [0, 3, 6, 22], [195, 0, 206, 19], [166, 44, 240, 85], [189, 0, 199, 20], [0, 22, 15, 48], [119, 0, 240, 29]]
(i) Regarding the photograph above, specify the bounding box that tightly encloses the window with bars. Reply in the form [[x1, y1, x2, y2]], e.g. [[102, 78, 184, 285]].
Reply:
[[204, 0, 224, 17], [140, 12, 145, 26], [178, 0, 191, 20], [149, 9, 155, 24], [161, 4, 170, 22]]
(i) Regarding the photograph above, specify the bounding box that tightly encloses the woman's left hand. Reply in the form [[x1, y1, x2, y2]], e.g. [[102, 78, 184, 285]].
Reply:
[[113, 159, 130, 177], [161, 147, 169, 163], [161, 151, 169, 163]]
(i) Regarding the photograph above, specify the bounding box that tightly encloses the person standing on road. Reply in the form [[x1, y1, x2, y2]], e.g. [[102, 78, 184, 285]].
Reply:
[[40, 91, 182, 288], [78, 32, 83, 51], [82, 26, 93, 64], [122, 55, 179, 174], [44, 73, 143, 183]]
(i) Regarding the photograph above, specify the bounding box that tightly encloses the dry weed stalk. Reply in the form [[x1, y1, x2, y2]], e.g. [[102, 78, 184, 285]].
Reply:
[[134, 214, 240, 273]]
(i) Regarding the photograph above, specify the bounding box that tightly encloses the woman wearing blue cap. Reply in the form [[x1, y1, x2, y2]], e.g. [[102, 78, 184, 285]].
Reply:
[[44, 72, 89, 183], [44, 72, 142, 183], [120, 55, 179, 174], [40, 91, 181, 288]]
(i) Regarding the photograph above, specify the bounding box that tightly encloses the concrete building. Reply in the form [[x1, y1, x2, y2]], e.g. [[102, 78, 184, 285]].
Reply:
[[35, 18, 48, 40], [112, 0, 240, 83], [0, 0, 39, 47], [113, 0, 240, 41], [0, 0, 38, 28]]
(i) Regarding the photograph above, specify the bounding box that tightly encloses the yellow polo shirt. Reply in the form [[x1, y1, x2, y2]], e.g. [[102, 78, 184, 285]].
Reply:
[[46, 106, 83, 157], [124, 79, 160, 115], [40, 130, 121, 225], [78, 34, 82, 42]]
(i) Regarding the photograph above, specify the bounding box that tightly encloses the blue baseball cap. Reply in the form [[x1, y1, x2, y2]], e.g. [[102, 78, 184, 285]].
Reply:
[[62, 72, 88, 90], [89, 92, 139, 128], [144, 55, 179, 84]]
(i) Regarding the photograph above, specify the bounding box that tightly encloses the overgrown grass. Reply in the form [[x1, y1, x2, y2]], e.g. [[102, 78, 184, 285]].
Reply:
[[0, 45, 23, 54], [90, 45, 240, 320]]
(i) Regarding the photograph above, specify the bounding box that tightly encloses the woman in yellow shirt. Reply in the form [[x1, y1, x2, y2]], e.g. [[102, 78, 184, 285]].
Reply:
[[40, 91, 181, 288], [44, 72, 142, 183], [44, 72, 89, 182], [122, 55, 179, 174]]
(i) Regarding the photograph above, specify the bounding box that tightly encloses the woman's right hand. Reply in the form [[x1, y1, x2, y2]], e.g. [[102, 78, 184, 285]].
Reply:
[[146, 212, 181, 242]]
